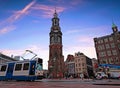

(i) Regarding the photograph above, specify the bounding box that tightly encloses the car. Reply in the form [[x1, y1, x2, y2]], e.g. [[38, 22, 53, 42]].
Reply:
[[110, 72, 120, 79]]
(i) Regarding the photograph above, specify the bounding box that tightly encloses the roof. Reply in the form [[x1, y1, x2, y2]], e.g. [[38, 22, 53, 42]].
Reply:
[[0, 53, 17, 61], [66, 54, 74, 62], [112, 23, 117, 28]]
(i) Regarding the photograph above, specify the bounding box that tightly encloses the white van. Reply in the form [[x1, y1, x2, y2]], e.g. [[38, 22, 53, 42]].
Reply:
[[110, 72, 120, 79]]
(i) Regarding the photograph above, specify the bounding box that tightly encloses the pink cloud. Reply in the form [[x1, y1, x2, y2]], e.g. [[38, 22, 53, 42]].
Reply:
[[7, 0, 36, 23], [48, 0, 82, 6], [48, 0, 65, 4], [77, 36, 93, 43], [1, 49, 24, 57], [65, 29, 80, 35], [31, 4, 65, 18], [0, 0, 36, 34], [0, 25, 16, 35], [70, 0, 83, 5]]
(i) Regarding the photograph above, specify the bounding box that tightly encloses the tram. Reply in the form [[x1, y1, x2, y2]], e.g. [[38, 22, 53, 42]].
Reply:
[[0, 50, 44, 81]]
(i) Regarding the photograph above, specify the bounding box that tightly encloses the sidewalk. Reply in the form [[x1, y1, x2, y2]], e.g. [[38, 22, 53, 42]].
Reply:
[[40, 78, 120, 85], [93, 79, 120, 86], [41, 78, 93, 82]]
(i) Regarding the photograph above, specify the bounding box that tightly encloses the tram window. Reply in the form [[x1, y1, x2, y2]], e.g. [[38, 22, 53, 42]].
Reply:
[[1, 65, 7, 72], [15, 64, 22, 71], [38, 58, 42, 63], [23, 63, 29, 70]]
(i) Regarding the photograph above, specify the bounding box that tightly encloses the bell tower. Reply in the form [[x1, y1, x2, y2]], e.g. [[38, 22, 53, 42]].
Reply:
[[48, 10, 64, 78]]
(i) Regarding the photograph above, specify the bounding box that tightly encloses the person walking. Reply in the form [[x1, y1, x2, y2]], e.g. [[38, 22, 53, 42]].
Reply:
[[107, 73, 111, 82], [80, 73, 84, 80]]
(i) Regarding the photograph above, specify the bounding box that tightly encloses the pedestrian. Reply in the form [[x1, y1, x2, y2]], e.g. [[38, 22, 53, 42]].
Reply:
[[80, 73, 84, 80], [65, 72, 68, 79], [107, 73, 111, 82]]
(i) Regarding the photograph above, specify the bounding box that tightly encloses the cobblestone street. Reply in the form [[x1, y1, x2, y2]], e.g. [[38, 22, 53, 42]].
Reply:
[[0, 79, 120, 88]]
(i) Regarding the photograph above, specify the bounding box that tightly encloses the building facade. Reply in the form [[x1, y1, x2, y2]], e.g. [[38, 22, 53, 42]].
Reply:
[[94, 23, 120, 65], [74, 52, 87, 76], [65, 54, 75, 77], [92, 58, 98, 73], [48, 10, 64, 78], [74, 52, 93, 78]]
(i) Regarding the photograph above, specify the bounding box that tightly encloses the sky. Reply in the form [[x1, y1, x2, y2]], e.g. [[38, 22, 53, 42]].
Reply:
[[0, 0, 120, 69]]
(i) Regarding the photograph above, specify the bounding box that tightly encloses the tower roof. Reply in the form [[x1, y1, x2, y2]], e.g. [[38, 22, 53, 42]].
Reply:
[[112, 22, 117, 28], [53, 9, 58, 18]]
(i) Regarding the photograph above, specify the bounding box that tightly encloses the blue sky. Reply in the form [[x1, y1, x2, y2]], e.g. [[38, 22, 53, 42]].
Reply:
[[0, 0, 120, 69]]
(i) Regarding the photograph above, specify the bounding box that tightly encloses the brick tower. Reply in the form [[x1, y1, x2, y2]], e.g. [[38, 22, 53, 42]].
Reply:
[[48, 10, 64, 78]]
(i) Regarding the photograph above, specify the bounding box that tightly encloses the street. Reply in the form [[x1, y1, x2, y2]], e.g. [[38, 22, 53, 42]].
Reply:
[[0, 79, 120, 88]]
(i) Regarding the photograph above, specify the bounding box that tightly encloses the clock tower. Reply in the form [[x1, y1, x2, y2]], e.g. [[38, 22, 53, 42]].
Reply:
[[48, 10, 64, 78]]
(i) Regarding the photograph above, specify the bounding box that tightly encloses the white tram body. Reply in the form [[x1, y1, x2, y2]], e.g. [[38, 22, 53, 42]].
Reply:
[[0, 58, 44, 81]]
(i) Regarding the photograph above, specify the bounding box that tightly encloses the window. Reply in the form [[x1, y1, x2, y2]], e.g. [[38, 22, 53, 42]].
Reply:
[[98, 45, 105, 50], [1, 65, 7, 72], [51, 37, 54, 43], [101, 39, 103, 43], [102, 58, 107, 64], [82, 63, 84, 66], [112, 50, 117, 55], [76, 68, 78, 72], [76, 64, 77, 67], [110, 43, 115, 48], [38, 58, 42, 63], [97, 46, 100, 50], [23, 63, 29, 70], [105, 44, 110, 49], [98, 40, 101, 44], [107, 50, 111, 56], [98, 39, 103, 44], [95, 41, 97, 44], [102, 45, 105, 50], [15, 64, 22, 71], [109, 58, 112, 64], [99, 52, 106, 57], [115, 57, 119, 62], [104, 38, 108, 42], [109, 37, 113, 41]]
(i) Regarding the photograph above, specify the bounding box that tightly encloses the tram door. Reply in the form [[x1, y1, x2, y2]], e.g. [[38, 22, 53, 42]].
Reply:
[[6, 63, 14, 79], [29, 62, 36, 75]]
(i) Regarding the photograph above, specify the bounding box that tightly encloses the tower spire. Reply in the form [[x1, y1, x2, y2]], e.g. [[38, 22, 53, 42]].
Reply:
[[112, 21, 118, 33], [112, 21, 117, 28], [51, 7, 60, 28], [54, 7, 58, 18]]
